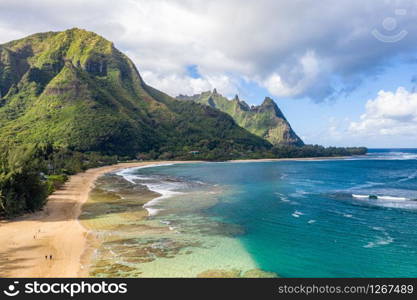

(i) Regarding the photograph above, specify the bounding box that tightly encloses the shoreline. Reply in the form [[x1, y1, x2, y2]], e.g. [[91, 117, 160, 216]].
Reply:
[[0, 156, 354, 278], [0, 161, 199, 278], [229, 156, 351, 163]]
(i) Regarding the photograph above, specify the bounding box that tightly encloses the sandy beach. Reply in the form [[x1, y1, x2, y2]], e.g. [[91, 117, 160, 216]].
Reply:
[[0, 161, 199, 278], [0, 156, 348, 278]]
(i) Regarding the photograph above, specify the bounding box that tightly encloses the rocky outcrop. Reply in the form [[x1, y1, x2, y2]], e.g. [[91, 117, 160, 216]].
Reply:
[[177, 90, 304, 146]]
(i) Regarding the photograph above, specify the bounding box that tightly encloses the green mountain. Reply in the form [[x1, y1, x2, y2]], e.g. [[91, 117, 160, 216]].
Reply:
[[177, 90, 304, 146], [0, 28, 272, 159], [0, 28, 367, 217]]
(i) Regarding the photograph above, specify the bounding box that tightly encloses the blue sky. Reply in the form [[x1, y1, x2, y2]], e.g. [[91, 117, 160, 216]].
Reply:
[[264, 59, 417, 147], [1, 0, 417, 148]]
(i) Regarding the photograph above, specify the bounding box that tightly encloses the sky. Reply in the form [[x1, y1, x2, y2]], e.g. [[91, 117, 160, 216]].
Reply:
[[1, 0, 417, 148]]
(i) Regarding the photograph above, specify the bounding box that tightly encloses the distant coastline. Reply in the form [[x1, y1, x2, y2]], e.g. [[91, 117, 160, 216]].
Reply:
[[0, 156, 361, 278]]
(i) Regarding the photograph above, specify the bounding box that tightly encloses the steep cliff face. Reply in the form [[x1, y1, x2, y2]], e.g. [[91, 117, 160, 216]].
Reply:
[[0, 29, 271, 157], [177, 90, 304, 146]]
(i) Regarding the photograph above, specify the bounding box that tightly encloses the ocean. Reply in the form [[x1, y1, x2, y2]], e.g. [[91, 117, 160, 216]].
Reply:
[[81, 149, 417, 277]]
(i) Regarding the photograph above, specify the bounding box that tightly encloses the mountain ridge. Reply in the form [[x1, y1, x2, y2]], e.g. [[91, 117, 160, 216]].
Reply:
[[0, 28, 272, 159], [177, 90, 304, 146]]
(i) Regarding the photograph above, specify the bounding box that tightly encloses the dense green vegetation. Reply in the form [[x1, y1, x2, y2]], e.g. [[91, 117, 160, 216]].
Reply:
[[177, 90, 304, 146], [135, 145, 367, 161], [270, 145, 367, 158], [0, 142, 118, 217], [0, 144, 48, 216], [0, 29, 367, 217]]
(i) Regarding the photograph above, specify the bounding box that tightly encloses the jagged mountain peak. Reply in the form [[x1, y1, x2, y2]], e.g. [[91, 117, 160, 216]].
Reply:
[[176, 90, 304, 146], [261, 96, 274, 105]]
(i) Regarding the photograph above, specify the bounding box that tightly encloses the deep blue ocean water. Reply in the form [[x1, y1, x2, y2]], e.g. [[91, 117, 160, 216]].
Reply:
[[118, 149, 417, 277]]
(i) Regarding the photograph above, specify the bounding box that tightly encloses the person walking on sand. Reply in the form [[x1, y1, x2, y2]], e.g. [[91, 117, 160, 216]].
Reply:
[[45, 255, 47, 260], [50, 255, 52, 260]]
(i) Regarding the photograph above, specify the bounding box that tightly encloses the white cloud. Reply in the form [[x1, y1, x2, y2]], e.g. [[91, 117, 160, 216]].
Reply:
[[349, 87, 417, 137], [142, 71, 238, 97], [0, 22, 25, 43], [261, 51, 324, 98], [1, 0, 417, 100]]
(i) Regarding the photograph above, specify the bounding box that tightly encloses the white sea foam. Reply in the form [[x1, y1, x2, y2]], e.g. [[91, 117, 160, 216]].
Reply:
[[142, 184, 185, 216], [364, 237, 394, 248], [352, 194, 369, 199], [308, 220, 316, 224], [378, 196, 409, 201], [364, 227, 394, 248], [343, 151, 417, 162], [146, 207, 162, 216], [388, 152, 417, 160], [116, 164, 185, 216], [290, 190, 310, 198], [275, 192, 291, 203], [330, 209, 361, 220], [350, 192, 417, 210], [116, 163, 175, 183], [372, 226, 384, 231], [352, 194, 409, 201], [398, 171, 417, 183], [304, 179, 325, 184], [367, 152, 417, 161], [292, 210, 304, 218]]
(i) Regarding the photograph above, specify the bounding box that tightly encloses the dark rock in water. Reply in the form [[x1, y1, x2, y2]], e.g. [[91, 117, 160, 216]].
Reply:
[[369, 195, 378, 200]]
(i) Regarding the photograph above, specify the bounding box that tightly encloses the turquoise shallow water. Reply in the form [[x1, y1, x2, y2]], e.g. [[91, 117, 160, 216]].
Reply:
[[89, 149, 417, 277]]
